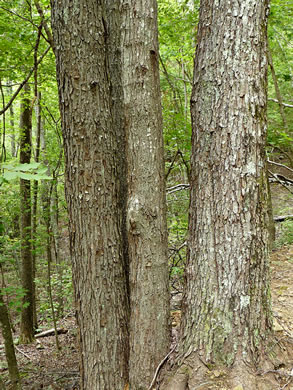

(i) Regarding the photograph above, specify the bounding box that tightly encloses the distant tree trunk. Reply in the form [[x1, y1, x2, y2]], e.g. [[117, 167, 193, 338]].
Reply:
[[163, 1, 273, 389], [19, 83, 34, 344], [51, 1, 129, 388], [0, 221, 21, 389], [31, 91, 42, 330], [0, 292, 21, 389], [8, 84, 16, 158], [121, 1, 170, 388]]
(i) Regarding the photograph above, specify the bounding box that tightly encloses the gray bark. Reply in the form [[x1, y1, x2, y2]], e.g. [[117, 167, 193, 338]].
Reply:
[[121, 1, 170, 388], [163, 0, 273, 388], [51, 1, 129, 389], [185, 0, 272, 365]]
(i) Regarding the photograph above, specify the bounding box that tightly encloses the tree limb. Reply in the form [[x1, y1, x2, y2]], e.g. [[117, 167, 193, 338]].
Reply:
[[268, 159, 293, 174], [33, 0, 55, 53], [268, 98, 293, 108], [0, 46, 51, 116]]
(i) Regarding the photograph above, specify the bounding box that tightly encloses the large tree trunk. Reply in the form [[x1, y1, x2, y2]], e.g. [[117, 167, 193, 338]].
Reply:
[[121, 1, 170, 388], [19, 83, 34, 344], [162, 1, 273, 389], [51, 2, 129, 389]]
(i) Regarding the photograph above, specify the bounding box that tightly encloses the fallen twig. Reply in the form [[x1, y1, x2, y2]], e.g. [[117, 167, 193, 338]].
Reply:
[[35, 328, 68, 338], [15, 346, 31, 360], [148, 343, 178, 390]]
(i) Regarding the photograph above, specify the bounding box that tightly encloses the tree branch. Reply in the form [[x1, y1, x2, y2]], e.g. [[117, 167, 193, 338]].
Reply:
[[0, 46, 51, 116], [33, 0, 55, 53], [268, 98, 293, 108]]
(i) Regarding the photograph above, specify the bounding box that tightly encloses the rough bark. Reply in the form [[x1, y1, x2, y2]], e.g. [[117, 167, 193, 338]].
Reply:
[[162, 1, 273, 389], [120, 1, 170, 389], [19, 83, 34, 344], [51, 1, 129, 389]]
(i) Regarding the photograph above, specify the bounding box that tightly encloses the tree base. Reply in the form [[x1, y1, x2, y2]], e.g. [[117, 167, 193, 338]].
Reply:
[[159, 336, 293, 390]]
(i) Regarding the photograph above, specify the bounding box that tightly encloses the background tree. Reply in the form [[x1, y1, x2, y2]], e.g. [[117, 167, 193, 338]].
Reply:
[[163, 0, 274, 389], [19, 83, 34, 343]]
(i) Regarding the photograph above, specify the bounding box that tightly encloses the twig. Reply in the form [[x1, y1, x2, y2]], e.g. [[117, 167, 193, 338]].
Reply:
[[0, 45, 51, 116], [274, 215, 293, 222], [280, 377, 293, 390], [167, 184, 190, 194], [147, 343, 177, 390], [268, 160, 293, 174], [268, 170, 293, 195], [15, 346, 31, 360], [268, 98, 293, 108], [35, 327, 68, 338]]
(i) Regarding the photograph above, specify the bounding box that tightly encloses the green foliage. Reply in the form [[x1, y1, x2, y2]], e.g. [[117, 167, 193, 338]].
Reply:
[[274, 220, 293, 248], [267, 0, 293, 154], [1, 162, 52, 181], [0, 286, 29, 312]]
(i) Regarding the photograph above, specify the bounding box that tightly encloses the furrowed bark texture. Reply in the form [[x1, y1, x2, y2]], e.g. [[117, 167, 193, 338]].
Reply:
[[51, 2, 129, 389], [19, 83, 34, 344], [181, 0, 272, 368], [121, 1, 170, 388]]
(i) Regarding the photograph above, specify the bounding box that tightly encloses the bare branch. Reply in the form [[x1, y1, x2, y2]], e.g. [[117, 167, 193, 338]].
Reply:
[[0, 46, 51, 116], [167, 183, 190, 194], [268, 98, 293, 108], [268, 159, 293, 174], [33, 0, 55, 52], [268, 170, 293, 194]]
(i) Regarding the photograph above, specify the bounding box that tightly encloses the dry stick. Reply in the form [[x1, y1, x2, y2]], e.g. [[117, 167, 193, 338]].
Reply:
[[147, 343, 178, 390], [167, 183, 190, 194], [0, 45, 51, 116], [268, 98, 293, 108], [15, 346, 31, 360], [268, 159, 293, 174], [268, 170, 293, 195]]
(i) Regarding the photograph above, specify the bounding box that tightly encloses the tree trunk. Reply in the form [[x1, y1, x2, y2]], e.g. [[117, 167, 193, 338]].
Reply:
[[0, 292, 21, 389], [51, 1, 129, 388], [31, 91, 42, 330], [121, 1, 170, 388], [162, 1, 273, 389], [8, 84, 16, 158], [19, 83, 34, 344]]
